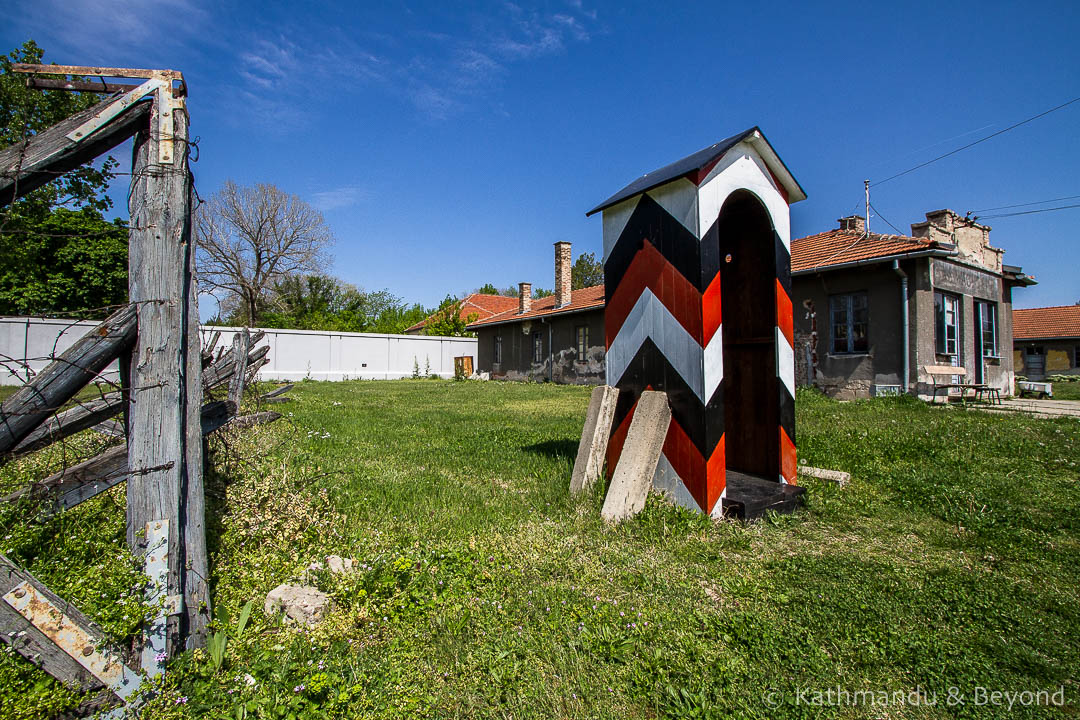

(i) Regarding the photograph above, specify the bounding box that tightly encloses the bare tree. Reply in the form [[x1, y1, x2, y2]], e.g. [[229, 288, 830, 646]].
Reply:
[[195, 180, 334, 324]]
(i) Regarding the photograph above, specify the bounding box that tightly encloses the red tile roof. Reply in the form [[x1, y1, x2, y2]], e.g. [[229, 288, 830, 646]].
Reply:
[[1013, 305, 1080, 340], [467, 285, 606, 329], [406, 293, 520, 333], [790, 229, 942, 273]]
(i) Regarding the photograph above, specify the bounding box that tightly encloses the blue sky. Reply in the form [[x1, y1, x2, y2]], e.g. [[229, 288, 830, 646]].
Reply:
[[5, 0, 1079, 316]]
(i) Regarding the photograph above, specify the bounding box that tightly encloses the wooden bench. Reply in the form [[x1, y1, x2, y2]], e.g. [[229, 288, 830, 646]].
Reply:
[[924, 364, 1001, 405]]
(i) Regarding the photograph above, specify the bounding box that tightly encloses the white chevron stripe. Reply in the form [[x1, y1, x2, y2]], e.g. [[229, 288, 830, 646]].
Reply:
[[703, 328, 723, 402], [697, 141, 790, 251], [776, 327, 795, 399], [606, 290, 705, 401], [602, 195, 640, 263], [710, 484, 727, 519], [646, 178, 698, 238], [653, 453, 702, 512]]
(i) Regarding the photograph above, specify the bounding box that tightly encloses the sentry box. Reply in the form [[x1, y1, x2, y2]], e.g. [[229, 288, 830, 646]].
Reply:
[[587, 128, 806, 519]]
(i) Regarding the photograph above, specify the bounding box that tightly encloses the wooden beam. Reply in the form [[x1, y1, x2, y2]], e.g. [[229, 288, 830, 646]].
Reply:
[[0, 98, 151, 207], [204, 344, 268, 391], [259, 384, 293, 400], [12, 64, 184, 83], [3, 401, 237, 515], [24, 77, 139, 94], [228, 411, 282, 430], [0, 306, 136, 455], [3, 392, 124, 465], [227, 329, 250, 409], [126, 96, 208, 653]]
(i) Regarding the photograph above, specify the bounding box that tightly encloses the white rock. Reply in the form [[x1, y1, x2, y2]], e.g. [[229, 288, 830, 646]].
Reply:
[[264, 584, 330, 626], [324, 555, 354, 574]]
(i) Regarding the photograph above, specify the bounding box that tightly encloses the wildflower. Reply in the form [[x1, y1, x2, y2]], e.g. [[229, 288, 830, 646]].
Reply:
[[155, 651, 167, 663], [175, 696, 188, 705], [294, 684, 305, 693]]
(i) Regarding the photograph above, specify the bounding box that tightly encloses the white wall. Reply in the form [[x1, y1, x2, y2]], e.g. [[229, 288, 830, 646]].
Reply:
[[0, 317, 477, 386]]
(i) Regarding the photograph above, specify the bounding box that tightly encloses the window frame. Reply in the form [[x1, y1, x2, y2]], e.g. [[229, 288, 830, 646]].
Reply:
[[829, 291, 869, 355], [493, 334, 502, 365], [934, 291, 960, 356], [975, 300, 998, 358], [532, 331, 543, 363], [576, 325, 589, 361]]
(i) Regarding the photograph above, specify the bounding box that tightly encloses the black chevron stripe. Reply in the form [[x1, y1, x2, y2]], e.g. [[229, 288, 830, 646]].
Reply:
[[774, 229, 791, 297], [604, 193, 705, 298], [610, 337, 725, 459], [779, 383, 795, 444]]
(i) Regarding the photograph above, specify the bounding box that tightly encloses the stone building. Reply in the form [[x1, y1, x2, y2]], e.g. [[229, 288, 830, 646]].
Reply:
[[791, 210, 1035, 399], [468, 242, 606, 384], [1012, 305, 1080, 379]]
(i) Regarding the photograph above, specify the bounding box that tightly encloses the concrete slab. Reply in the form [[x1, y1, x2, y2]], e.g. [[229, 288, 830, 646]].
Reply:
[[973, 398, 1080, 420], [570, 385, 619, 495], [601, 391, 670, 523]]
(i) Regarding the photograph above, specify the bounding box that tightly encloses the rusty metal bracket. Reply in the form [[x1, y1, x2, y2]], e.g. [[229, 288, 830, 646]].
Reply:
[[11, 64, 187, 165], [2, 582, 142, 701], [140, 519, 169, 676]]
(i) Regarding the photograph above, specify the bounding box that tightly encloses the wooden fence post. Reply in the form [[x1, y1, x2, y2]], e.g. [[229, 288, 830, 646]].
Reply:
[[126, 89, 208, 655]]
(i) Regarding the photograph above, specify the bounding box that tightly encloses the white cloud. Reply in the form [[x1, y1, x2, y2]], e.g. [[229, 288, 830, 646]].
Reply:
[[311, 186, 370, 212]]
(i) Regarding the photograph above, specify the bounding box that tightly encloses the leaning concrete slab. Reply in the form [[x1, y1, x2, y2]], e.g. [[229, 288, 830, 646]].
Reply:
[[601, 391, 671, 522], [797, 465, 850, 487], [570, 385, 619, 495]]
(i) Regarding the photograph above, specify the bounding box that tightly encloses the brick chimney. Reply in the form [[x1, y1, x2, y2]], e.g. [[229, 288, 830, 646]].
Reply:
[[518, 282, 532, 314], [838, 215, 866, 233], [554, 241, 572, 308]]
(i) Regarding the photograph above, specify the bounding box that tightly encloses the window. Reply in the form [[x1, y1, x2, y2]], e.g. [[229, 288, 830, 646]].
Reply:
[[533, 331, 543, 363], [830, 292, 868, 354], [976, 301, 997, 357], [1074, 345, 1080, 368], [493, 335, 502, 365], [934, 292, 959, 356], [576, 325, 589, 360]]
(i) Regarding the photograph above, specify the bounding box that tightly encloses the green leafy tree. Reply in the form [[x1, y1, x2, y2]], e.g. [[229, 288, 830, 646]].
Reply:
[[0, 41, 127, 317], [476, 283, 501, 295], [571, 251, 603, 289], [423, 295, 477, 337]]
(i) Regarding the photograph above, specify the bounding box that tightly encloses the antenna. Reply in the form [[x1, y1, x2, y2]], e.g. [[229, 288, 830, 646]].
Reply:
[[864, 179, 870, 236]]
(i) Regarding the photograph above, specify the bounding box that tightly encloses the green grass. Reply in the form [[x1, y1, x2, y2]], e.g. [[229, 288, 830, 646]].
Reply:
[[1, 380, 1079, 719], [1049, 381, 1080, 401]]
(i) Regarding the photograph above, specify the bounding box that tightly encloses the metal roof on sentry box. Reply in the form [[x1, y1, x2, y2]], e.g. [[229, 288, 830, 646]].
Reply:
[[585, 127, 806, 216]]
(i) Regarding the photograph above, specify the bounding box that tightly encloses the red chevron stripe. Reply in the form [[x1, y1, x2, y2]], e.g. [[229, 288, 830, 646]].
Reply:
[[605, 240, 702, 347], [780, 426, 796, 484], [662, 418, 705, 512], [706, 434, 726, 513], [606, 399, 635, 481], [775, 277, 793, 347], [703, 271, 722, 346]]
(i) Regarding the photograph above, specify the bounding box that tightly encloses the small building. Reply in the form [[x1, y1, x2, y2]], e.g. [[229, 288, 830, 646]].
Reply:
[[791, 210, 1035, 399], [467, 242, 606, 384], [1012, 305, 1080, 379], [404, 293, 519, 335]]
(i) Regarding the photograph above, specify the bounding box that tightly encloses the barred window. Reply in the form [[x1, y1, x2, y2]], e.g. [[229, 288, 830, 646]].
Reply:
[[576, 325, 588, 360], [830, 292, 869, 354]]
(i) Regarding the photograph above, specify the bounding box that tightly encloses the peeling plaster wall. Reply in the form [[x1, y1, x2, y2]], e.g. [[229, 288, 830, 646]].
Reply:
[[475, 309, 606, 385]]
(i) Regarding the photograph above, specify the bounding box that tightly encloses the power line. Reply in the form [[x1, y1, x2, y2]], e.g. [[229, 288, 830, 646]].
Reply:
[[969, 193, 1080, 213], [868, 202, 904, 234], [871, 96, 1080, 187], [977, 202, 1080, 219]]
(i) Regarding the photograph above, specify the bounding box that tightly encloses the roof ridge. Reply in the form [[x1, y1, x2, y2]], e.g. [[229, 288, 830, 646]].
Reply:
[[1014, 305, 1080, 312]]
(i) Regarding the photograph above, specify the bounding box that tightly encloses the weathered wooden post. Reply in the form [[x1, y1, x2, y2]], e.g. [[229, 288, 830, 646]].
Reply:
[[126, 73, 209, 651]]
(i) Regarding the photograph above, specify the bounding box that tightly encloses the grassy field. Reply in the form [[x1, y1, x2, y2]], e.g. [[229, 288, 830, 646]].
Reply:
[[1, 380, 1078, 719]]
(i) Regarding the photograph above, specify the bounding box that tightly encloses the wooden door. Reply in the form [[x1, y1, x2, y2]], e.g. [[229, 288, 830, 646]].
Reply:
[[717, 191, 779, 479]]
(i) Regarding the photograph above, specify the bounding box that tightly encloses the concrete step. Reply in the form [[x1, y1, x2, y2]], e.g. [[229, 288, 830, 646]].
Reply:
[[722, 471, 806, 520]]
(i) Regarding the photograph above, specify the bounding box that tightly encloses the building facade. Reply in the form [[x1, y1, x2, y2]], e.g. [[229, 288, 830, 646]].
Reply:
[[1012, 305, 1080, 379], [791, 210, 1034, 399], [468, 242, 606, 384]]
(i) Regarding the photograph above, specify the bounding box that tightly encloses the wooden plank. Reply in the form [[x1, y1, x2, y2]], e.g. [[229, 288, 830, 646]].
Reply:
[[0, 306, 136, 455], [204, 344, 268, 390], [13, 64, 183, 82], [3, 401, 237, 516], [228, 411, 282, 430], [260, 384, 293, 400], [0, 99, 150, 207], [3, 392, 123, 465], [0, 555, 115, 693], [227, 329, 250, 409]]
